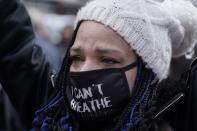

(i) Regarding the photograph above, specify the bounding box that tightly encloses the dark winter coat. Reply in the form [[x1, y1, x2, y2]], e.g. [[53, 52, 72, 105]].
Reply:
[[0, 0, 56, 129]]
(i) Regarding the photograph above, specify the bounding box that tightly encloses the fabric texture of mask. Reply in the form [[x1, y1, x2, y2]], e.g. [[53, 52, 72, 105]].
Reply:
[[66, 62, 137, 128]]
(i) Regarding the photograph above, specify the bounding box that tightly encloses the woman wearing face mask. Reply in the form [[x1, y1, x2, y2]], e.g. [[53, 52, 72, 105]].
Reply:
[[1, 0, 197, 130], [31, 0, 197, 130]]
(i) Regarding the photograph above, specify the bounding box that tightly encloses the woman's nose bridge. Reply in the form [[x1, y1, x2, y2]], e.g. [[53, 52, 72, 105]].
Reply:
[[80, 59, 99, 71]]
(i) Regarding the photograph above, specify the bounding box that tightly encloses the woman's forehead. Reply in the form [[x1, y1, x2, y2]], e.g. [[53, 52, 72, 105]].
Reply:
[[72, 21, 132, 53], [76, 21, 119, 42]]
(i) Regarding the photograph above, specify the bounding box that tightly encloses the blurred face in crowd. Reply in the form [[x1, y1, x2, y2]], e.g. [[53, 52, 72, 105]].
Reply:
[[70, 21, 137, 92], [63, 26, 74, 43]]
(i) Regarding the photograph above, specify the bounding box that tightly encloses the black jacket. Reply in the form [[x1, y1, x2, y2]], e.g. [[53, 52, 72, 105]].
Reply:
[[0, 0, 55, 129]]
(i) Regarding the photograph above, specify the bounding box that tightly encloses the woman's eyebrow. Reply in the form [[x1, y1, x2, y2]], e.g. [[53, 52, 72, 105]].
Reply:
[[70, 47, 81, 53], [95, 48, 123, 55], [70, 46, 125, 55]]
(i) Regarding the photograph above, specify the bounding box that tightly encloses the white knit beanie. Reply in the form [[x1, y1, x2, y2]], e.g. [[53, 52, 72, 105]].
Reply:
[[74, 0, 197, 80]]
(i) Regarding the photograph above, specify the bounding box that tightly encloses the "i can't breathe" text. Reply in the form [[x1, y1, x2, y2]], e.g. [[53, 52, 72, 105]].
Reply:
[[70, 83, 112, 113]]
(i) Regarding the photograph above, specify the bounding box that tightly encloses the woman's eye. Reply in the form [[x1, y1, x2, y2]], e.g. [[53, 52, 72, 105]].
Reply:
[[70, 55, 83, 63], [101, 58, 120, 65]]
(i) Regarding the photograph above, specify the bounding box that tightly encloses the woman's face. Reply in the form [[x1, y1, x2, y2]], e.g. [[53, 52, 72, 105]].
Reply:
[[70, 21, 137, 92]]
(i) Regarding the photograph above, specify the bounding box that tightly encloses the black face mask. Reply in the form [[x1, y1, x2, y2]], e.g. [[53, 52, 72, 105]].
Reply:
[[66, 61, 137, 125]]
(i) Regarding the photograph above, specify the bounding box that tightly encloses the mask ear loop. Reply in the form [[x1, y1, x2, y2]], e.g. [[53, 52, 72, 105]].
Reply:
[[120, 60, 139, 72], [113, 58, 155, 130], [112, 58, 142, 130]]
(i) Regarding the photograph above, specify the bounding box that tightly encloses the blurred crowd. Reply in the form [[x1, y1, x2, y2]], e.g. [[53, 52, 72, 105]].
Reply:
[[26, 2, 75, 66], [0, 0, 76, 130]]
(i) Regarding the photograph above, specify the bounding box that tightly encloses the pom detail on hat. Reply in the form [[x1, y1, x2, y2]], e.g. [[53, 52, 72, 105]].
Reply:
[[162, 0, 197, 57]]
